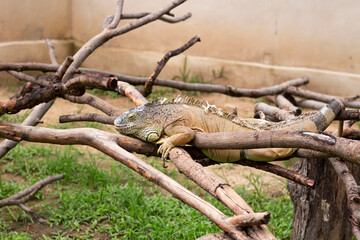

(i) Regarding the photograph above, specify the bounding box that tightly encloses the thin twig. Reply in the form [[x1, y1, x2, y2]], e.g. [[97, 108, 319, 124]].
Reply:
[[64, 93, 122, 116], [45, 38, 58, 65], [143, 35, 201, 97], [121, 12, 191, 23]]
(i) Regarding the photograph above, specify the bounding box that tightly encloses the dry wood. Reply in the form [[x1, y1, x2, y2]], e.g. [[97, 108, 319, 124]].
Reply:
[[143, 35, 201, 96], [64, 93, 122, 116], [0, 74, 116, 115], [275, 94, 301, 115], [193, 131, 360, 166], [287, 86, 360, 108], [0, 174, 64, 224], [197, 233, 233, 240], [45, 38, 58, 65], [59, 113, 116, 125], [294, 97, 326, 109], [227, 211, 271, 227], [254, 102, 295, 121], [117, 81, 148, 106], [120, 12, 192, 23], [329, 157, 360, 239], [0, 62, 310, 98]]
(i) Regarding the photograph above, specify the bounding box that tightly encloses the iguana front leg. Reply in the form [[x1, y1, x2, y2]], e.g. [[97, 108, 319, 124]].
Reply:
[[157, 125, 195, 167]]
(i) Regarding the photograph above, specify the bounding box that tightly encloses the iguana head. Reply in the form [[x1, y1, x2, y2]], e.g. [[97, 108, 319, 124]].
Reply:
[[114, 104, 163, 142]]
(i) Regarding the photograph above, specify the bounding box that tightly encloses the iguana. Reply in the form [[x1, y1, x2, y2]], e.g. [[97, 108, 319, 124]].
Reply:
[[114, 96, 344, 165]]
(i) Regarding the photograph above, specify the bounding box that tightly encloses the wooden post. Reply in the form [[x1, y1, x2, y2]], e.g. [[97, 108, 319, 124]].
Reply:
[[288, 158, 360, 240]]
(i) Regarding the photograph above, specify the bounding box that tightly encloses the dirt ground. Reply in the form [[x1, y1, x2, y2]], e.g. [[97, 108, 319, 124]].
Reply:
[[0, 86, 292, 196]]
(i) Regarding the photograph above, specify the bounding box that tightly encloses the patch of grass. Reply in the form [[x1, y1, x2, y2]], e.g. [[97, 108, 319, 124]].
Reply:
[[0, 144, 293, 239]]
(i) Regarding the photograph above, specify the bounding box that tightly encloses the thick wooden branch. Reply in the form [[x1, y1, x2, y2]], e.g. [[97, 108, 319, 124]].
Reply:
[[143, 35, 201, 97], [193, 131, 360, 166], [0, 73, 117, 115], [328, 157, 360, 239]]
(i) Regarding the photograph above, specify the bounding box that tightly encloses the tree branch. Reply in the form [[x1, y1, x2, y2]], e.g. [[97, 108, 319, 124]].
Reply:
[[193, 131, 360, 166], [143, 35, 201, 97], [287, 86, 360, 108]]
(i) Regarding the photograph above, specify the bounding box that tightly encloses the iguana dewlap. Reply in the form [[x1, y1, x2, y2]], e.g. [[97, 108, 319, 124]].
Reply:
[[114, 96, 344, 163]]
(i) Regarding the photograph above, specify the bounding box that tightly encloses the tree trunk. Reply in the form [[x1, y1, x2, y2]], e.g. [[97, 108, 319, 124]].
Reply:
[[288, 158, 360, 240]]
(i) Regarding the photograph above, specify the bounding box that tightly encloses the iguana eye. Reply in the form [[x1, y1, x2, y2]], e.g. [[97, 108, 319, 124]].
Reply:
[[127, 112, 136, 121], [146, 132, 159, 142]]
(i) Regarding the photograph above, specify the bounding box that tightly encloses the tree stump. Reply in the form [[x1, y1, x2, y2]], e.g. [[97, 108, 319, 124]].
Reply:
[[288, 158, 360, 240]]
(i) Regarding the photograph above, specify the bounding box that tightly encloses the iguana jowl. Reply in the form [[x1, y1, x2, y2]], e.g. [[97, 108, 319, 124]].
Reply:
[[114, 96, 344, 163]]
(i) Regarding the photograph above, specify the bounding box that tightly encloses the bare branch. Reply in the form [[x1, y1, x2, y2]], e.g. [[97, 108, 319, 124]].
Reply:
[[295, 97, 326, 109], [117, 81, 148, 106], [287, 86, 360, 108], [143, 35, 201, 97], [62, 0, 190, 82], [227, 211, 271, 227], [0, 174, 63, 224], [18, 203, 47, 224], [59, 113, 115, 125], [254, 102, 295, 121], [6, 71, 50, 87], [193, 131, 360, 166], [121, 12, 192, 23], [107, 0, 124, 29], [45, 38, 58, 65], [64, 93, 122, 116], [275, 94, 301, 115]]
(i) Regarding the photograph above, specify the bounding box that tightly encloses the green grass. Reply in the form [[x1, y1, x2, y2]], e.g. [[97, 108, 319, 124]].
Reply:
[[0, 144, 293, 239]]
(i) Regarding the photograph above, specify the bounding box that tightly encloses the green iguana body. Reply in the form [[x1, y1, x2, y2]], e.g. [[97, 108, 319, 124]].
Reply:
[[114, 96, 344, 163]]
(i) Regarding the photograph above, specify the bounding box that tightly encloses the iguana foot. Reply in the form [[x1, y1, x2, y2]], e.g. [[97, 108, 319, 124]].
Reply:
[[157, 140, 175, 168]]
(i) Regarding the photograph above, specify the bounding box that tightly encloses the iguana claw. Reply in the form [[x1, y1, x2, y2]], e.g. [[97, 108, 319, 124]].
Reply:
[[157, 140, 175, 168]]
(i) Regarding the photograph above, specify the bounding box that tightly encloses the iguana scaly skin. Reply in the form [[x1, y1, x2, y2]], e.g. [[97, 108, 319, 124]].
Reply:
[[114, 96, 344, 163]]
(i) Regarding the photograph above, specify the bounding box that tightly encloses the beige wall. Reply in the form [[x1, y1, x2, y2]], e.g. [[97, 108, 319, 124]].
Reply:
[[1, 0, 360, 95]]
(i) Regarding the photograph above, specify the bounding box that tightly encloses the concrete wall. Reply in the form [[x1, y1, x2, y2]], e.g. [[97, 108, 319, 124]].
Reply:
[[1, 0, 360, 95]]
